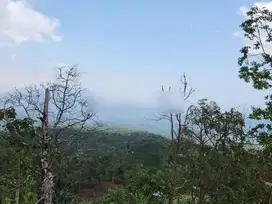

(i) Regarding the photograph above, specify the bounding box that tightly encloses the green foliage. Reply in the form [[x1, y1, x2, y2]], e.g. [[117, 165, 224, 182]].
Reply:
[[101, 188, 129, 204], [0, 108, 37, 203], [237, 6, 272, 202], [238, 5, 272, 150], [124, 165, 169, 203], [101, 188, 164, 204], [1, 100, 271, 204]]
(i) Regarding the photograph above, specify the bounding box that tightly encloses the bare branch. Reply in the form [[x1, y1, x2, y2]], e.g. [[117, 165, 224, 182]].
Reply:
[[44, 65, 96, 145], [35, 197, 44, 204], [151, 113, 171, 121], [1, 65, 97, 147], [180, 73, 195, 100], [153, 74, 194, 143], [3, 86, 44, 118]]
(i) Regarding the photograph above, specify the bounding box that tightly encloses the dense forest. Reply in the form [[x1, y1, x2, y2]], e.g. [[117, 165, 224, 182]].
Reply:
[[2, 4, 272, 204]]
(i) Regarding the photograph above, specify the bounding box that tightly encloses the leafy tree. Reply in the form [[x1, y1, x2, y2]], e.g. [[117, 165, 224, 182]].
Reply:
[[0, 107, 37, 204], [238, 5, 272, 149], [238, 5, 272, 202], [180, 99, 262, 203]]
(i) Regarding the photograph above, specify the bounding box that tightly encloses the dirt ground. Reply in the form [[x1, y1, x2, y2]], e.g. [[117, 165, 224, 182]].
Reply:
[[78, 181, 120, 200]]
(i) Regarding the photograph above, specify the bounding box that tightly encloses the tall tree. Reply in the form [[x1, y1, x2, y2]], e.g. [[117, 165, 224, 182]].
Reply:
[[153, 74, 194, 203], [238, 5, 272, 148], [183, 100, 251, 203], [238, 5, 272, 203]]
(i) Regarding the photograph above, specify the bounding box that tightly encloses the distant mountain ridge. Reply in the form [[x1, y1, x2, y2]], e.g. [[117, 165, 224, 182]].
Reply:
[[14, 101, 262, 140]]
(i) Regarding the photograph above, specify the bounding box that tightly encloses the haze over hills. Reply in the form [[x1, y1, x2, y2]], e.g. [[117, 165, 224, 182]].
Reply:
[[92, 102, 259, 137], [11, 88, 261, 138], [95, 103, 170, 135]]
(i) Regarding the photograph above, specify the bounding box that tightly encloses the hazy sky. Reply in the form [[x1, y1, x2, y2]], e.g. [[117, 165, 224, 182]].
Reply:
[[0, 0, 269, 112]]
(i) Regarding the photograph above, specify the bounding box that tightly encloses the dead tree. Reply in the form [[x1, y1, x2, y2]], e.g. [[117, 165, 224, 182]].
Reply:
[[153, 73, 194, 147], [40, 88, 53, 204], [47, 65, 96, 146], [1, 65, 96, 203], [152, 73, 194, 204], [3, 65, 96, 145]]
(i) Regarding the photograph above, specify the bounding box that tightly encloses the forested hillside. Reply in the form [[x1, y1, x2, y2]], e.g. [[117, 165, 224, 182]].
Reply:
[[2, 3, 272, 204]]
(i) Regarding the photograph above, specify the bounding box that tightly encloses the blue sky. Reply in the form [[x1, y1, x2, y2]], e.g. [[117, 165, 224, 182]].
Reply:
[[0, 0, 268, 116]]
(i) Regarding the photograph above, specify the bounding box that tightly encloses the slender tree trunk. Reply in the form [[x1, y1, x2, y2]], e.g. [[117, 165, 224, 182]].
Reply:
[[15, 156, 20, 204], [198, 187, 206, 204], [15, 188, 19, 204], [268, 189, 272, 204], [168, 195, 173, 204], [170, 113, 174, 143], [40, 88, 54, 204]]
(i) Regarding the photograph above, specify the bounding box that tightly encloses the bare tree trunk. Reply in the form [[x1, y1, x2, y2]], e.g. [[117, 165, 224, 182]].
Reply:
[[198, 187, 206, 204], [40, 88, 54, 204], [170, 113, 174, 143], [15, 188, 19, 204], [168, 195, 173, 204], [268, 189, 272, 204]]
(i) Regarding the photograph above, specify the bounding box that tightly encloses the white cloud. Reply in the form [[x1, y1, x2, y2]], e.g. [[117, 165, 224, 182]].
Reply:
[[234, 2, 272, 54], [156, 91, 187, 114], [0, 0, 62, 46]]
